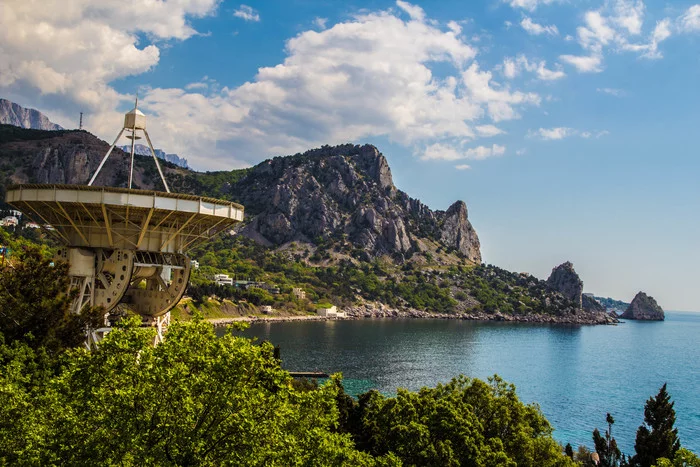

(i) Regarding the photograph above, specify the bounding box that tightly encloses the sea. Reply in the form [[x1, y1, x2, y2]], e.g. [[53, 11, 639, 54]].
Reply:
[[231, 312, 700, 454]]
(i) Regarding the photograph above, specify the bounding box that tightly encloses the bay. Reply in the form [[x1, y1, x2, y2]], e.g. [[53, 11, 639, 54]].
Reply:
[[232, 312, 700, 454]]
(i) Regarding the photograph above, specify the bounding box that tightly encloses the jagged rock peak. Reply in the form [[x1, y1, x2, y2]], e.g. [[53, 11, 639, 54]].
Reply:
[[439, 201, 481, 263], [621, 292, 665, 321], [546, 261, 583, 308], [263, 143, 395, 191], [0, 98, 63, 131]]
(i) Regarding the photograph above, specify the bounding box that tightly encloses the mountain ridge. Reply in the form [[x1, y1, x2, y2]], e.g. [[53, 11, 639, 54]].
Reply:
[[0, 98, 63, 131]]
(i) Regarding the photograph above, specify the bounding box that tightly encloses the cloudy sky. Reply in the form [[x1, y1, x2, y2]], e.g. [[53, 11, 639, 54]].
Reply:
[[2, 0, 699, 310]]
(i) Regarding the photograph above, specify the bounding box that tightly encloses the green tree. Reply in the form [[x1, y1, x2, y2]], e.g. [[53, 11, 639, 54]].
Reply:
[[653, 449, 700, 467], [631, 384, 681, 467], [0, 245, 102, 353], [565, 443, 574, 459], [350, 375, 576, 467], [593, 413, 622, 467], [0, 318, 394, 466]]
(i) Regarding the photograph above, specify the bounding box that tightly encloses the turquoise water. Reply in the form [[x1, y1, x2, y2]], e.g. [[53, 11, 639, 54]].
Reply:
[[235, 312, 700, 454]]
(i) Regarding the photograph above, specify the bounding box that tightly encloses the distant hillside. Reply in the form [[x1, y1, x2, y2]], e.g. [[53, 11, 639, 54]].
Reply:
[[0, 99, 63, 131], [592, 295, 630, 314], [118, 143, 189, 169]]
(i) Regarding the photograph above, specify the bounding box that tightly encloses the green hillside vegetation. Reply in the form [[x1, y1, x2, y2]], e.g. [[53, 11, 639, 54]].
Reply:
[[185, 234, 580, 317]]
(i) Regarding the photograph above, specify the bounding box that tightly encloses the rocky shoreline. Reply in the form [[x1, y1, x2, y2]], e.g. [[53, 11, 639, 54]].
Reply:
[[207, 304, 619, 327]]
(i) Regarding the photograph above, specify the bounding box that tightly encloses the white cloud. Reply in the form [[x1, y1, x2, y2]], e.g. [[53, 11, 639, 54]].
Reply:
[[679, 5, 700, 32], [233, 5, 260, 22], [559, 54, 603, 73], [515, 148, 527, 156], [313, 17, 328, 30], [0, 0, 219, 132], [455, 164, 471, 170], [501, 55, 565, 80], [185, 82, 209, 91], [612, 0, 645, 35], [521, 16, 559, 36], [577, 11, 617, 52], [139, 2, 539, 167], [502, 58, 518, 79], [562, 0, 676, 72], [532, 127, 575, 140], [475, 125, 505, 137], [461, 63, 540, 122], [396, 0, 425, 22], [505, 0, 559, 12], [0, 1, 543, 169], [421, 143, 506, 161], [597, 87, 624, 96], [529, 127, 609, 140], [447, 20, 462, 35]]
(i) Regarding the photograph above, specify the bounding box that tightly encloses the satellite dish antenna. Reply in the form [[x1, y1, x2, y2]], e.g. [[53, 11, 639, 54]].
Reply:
[[5, 100, 244, 346], [88, 97, 169, 192]]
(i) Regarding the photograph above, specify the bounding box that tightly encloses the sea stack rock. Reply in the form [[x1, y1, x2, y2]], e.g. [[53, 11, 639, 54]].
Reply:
[[546, 262, 584, 308], [439, 201, 482, 263], [620, 292, 665, 320]]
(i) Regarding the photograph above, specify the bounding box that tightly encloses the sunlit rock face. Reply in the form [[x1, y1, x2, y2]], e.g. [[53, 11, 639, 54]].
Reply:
[[621, 292, 665, 321]]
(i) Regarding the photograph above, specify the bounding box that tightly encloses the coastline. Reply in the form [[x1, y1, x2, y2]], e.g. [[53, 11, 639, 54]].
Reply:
[[206, 305, 618, 327]]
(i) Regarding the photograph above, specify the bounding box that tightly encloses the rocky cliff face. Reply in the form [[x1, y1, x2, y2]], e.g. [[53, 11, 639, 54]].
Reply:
[[621, 292, 665, 320], [0, 99, 63, 131], [220, 144, 481, 262], [546, 262, 584, 308], [118, 144, 189, 169]]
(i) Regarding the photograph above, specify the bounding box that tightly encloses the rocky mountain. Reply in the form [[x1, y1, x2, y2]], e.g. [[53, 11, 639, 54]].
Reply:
[[118, 144, 189, 169], [0, 99, 63, 131], [621, 292, 665, 320], [212, 144, 481, 262], [546, 261, 607, 314], [546, 262, 583, 308]]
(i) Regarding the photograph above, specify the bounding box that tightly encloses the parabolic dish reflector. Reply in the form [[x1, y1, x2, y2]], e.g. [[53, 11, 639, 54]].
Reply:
[[6, 184, 244, 253]]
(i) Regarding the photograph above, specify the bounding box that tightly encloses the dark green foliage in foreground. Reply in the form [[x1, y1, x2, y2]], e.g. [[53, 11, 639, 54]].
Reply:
[[0, 245, 102, 353], [592, 413, 622, 467], [585, 387, 698, 467], [629, 384, 681, 467], [0, 319, 394, 466], [338, 375, 576, 467]]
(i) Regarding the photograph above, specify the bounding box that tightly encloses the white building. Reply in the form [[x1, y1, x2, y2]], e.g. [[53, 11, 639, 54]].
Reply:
[[0, 216, 18, 227], [190, 260, 200, 269], [317, 305, 346, 318], [292, 287, 306, 300], [213, 274, 233, 286], [260, 305, 272, 314]]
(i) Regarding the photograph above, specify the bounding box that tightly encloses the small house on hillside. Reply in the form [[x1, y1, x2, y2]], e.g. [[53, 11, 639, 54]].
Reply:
[[292, 288, 306, 300], [317, 305, 346, 318], [260, 305, 272, 314], [213, 274, 233, 286]]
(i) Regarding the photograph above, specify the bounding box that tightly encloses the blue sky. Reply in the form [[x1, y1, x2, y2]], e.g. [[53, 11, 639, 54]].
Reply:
[[1, 0, 699, 310]]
